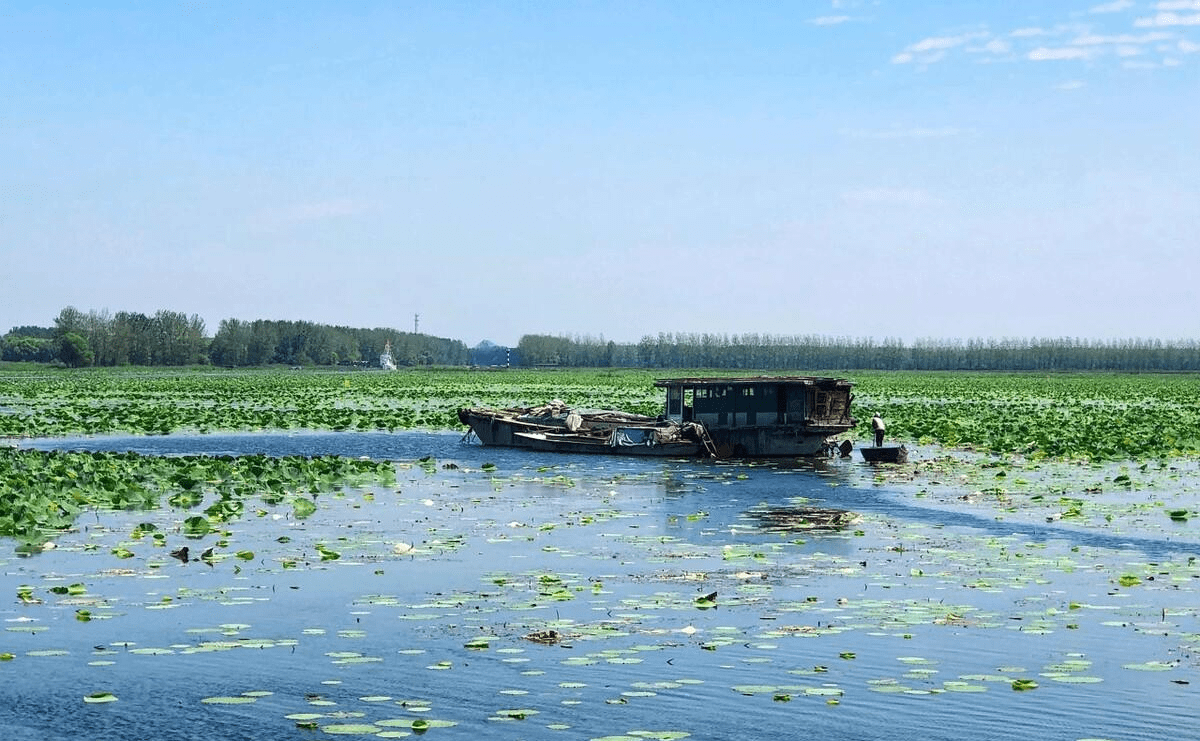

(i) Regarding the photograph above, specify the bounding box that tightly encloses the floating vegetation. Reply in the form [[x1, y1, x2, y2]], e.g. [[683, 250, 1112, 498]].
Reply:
[[201, 695, 259, 705], [4, 367, 1200, 461], [524, 630, 563, 645], [321, 723, 382, 735], [0, 447, 396, 542], [746, 505, 860, 532], [1, 368, 1198, 740]]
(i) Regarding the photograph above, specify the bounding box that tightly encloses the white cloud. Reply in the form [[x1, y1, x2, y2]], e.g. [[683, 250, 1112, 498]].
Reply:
[[1029, 46, 1095, 60], [810, 15, 851, 26], [1123, 59, 1161, 67], [893, 31, 989, 64], [1156, 1, 1200, 10], [1071, 31, 1173, 44], [1056, 79, 1087, 89], [1135, 11, 1200, 25], [908, 32, 988, 53], [891, 50, 948, 65], [968, 38, 1011, 55], [894, 11, 1185, 71]]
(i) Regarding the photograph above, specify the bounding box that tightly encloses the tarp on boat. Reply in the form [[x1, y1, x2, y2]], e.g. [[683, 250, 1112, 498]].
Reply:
[[611, 428, 654, 446]]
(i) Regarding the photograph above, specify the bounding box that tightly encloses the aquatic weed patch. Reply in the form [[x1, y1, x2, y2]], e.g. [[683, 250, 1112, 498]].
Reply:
[[850, 371, 1200, 460], [0, 447, 396, 542], [0, 367, 664, 437], [5, 368, 1199, 463]]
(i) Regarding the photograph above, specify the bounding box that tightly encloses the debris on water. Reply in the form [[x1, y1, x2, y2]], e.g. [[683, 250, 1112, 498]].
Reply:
[[523, 629, 562, 645], [748, 506, 859, 532]]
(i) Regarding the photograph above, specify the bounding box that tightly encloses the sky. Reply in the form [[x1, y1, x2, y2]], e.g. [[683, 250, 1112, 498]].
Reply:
[[3, 1, 1197, 347]]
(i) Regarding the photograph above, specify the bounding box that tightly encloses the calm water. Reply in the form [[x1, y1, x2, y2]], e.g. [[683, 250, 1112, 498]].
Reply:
[[4, 432, 1198, 741]]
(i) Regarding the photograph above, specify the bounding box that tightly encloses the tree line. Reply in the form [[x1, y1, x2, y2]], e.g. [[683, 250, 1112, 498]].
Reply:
[[4, 307, 1198, 372], [208, 318, 467, 367], [1, 307, 467, 368], [1, 307, 207, 367], [513, 332, 1200, 372]]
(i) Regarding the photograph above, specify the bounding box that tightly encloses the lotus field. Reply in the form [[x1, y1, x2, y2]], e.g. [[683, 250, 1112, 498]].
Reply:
[[1, 367, 1198, 740], [2, 367, 1198, 544], [2, 367, 1198, 459]]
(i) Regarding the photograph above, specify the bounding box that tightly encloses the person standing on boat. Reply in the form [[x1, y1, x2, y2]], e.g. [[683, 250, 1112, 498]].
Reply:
[[871, 413, 885, 447]]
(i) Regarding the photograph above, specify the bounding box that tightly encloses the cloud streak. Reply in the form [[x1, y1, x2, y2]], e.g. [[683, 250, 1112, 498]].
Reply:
[[892, 6, 1198, 70], [1135, 11, 1200, 26], [1029, 47, 1095, 61], [810, 15, 851, 26], [892, 31, 989, 64]]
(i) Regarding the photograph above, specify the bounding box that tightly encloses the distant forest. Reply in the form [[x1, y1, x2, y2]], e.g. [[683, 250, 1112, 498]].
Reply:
[[3, 307, 467, 368], [513, 333, 1200, 372], [3, 306, 1199, 372]]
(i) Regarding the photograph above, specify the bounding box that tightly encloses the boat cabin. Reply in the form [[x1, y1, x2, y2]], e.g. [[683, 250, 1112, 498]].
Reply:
[[654, 376, 855, 456]]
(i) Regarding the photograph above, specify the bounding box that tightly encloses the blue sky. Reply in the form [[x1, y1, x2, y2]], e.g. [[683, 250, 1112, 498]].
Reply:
[[3, 1, 1197, 346]]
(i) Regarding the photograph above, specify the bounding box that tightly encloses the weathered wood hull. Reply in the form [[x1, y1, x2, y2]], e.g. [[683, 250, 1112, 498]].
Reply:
[[459, 408, 843, 458], [512, 431, 702, 456], [459, 409, 702, 456]]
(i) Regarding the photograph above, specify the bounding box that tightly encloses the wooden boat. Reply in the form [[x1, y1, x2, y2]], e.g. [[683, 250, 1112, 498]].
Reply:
[[859, 445, 908, 463], [458, 376, 856, 459]]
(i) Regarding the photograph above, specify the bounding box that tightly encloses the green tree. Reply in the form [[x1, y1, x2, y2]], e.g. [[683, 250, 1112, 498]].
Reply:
[[57, 332, 93, 367], [53, 306, 88, 339]]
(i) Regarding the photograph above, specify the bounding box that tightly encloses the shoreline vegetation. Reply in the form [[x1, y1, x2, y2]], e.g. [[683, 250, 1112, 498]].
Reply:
[[5, 305, 1200, 371]]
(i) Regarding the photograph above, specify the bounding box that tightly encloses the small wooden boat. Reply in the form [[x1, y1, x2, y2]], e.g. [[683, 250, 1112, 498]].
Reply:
[[859, 445, 908, 463]]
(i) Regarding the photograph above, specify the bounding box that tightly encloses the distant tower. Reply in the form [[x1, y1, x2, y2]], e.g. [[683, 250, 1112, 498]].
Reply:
[[414, 313, 420, 335]]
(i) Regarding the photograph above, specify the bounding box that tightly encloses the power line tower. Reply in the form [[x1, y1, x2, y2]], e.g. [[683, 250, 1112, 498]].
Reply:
[[414, 313, 420, 335]]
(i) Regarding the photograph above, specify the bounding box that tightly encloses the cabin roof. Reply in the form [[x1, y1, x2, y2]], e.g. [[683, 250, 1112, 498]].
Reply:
[[654, 376, 852, 389]]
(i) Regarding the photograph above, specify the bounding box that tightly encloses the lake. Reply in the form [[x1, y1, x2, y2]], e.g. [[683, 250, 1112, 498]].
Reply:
[[4, 431, 1197, 741]]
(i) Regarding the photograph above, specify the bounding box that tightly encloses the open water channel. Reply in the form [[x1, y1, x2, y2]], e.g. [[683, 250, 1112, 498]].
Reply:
[[4, 431, 1198, 741]]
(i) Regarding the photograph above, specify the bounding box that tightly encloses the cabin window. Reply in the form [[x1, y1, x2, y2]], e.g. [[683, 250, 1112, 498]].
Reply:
[[666, 386, 683, 418]]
